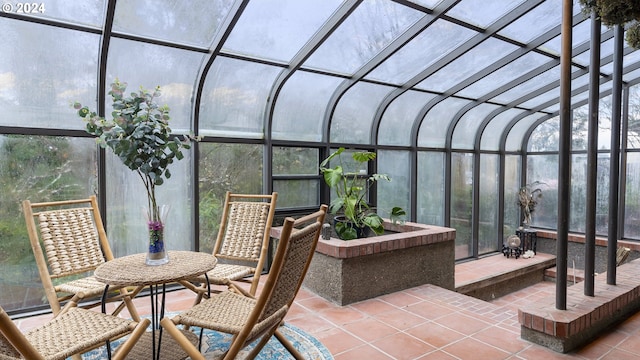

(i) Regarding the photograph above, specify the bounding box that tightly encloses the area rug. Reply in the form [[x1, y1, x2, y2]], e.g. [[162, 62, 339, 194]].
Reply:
[[78, 321, 332, 359]]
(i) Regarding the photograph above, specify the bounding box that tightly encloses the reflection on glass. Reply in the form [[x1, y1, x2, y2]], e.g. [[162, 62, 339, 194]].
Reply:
[[451, 152, 473, 260], [378, 150, 410, 219], [417, 151, 444, 226], [272, 72, 342, 141], [625, 153, 640, 238], [417, 38, 517, 93], [224, 0, 341, 62], [529, 117, 559, 152], [107, 38, 204, 132], [481, 109, 526, 151], [570, 154, 609, 234], [198, 143, 263, 253], [526, 154, 558, 229], [497, 0, 570, 43], [479, 155, 499, 255], [113, 0, 234, 47], [304, 1, 423, 74], [273, 147, 319, 176], [418, 98, 471, 148], [379, 90, 436, 146], [366, 19, 475, 84], [0, 136, 96, 312], [0, 19, 99, 129], [273, 180, 319, 208], [503, 155, 521, 236], [200, 58, 280, 138], [331, 82, 394, 144], [451, 103, 501, 150], [446, 0, 526, 29]]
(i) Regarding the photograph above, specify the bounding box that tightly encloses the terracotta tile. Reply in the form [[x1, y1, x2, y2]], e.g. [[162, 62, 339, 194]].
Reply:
[[374, 308, 429, 330], [350, 298, 398, 315], [334, 344, 394, 360], [342, 317, 399, 342], [313, 327, 366, 355], [442, 337, 510, 360], [432, 312, 492, 335], [405, 321, 465, 348], [372, 332, 436, 360]]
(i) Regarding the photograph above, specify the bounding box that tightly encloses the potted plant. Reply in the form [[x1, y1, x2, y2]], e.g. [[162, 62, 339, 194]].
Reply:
[[320, 147, 405, 240], [517, 181, 544, 228], [578, 0, 640, 48], [73, 79, 193, 265]]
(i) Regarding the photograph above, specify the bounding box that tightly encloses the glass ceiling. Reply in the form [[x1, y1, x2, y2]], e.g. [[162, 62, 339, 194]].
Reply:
[[2, 0, 639, 149]]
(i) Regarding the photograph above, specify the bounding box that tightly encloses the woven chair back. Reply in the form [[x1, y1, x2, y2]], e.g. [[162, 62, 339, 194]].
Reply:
[[258, 208, 325, 323], [35, 207, 105, 278], [216, 200, 272, 262]]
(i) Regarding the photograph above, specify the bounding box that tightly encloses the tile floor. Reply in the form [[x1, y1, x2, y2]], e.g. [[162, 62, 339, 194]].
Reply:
[[14, 254, 640, 360]]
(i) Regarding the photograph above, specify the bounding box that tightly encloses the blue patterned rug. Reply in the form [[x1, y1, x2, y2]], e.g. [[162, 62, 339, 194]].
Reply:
[[79, 321, 332, 359]]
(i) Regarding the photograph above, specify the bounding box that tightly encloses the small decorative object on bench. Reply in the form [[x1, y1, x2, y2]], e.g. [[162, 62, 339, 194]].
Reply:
[[502, 234, 522, 259]]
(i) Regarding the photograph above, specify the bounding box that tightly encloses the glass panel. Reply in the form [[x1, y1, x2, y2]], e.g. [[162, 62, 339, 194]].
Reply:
[[571, 154, 609, 234], [479, 155, 499, 255], [447, 0, 526, 29], [113, 0, 235, 47], [378, 150, 410, 219], [505, 114, 541, 151], [527, 154, 558, 229], [418, 98, 471, 148], [106, 146, 193, 257], [272, 72, 342, 141], [572, 97, 614, 151], [416, 38, 517, 93], [199, 58, 281, 138], [497, 0, 576, 43], [451, 103, 501, 150], [198, 143, 263, 253], [10, 0, 105, 28], [107, 38, 205, 133], [366, 19, 476, 84], [573, 34, 616, 67], [273, 180, 319, 208], [455, 52, 550, 99], [331, 83, 394, 144], [481, 109, 526, 150], [273, 147, 319, 175], [0, 135, 96, 312], [490, 65, 561, 105], [303, 1, 423, 75], [529, 117, 559, 152], [629, 85, 640, 149], [223, 0, 342, 62], [503, 155, 521, 236], [624, 152, 640, 239], [378, 90, 437, 146], [451, 152, 473, 260], [538, 19, 599, 60], [407, 0, 442, 8], [417, 151, 445, 225], [0, 19, 100, 129]]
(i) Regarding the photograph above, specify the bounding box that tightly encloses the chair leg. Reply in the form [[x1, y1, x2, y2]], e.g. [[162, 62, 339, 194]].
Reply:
[[274, 328, 305, 360], [244, 327, 281, 360], [160, 317, 206, 360]]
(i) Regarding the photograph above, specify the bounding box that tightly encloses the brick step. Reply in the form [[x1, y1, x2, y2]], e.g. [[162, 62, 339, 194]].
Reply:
[[544, 266, 585, 284]]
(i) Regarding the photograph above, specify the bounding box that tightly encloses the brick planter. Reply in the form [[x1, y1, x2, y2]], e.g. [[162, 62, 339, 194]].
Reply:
[[273, 221, 456, 305]]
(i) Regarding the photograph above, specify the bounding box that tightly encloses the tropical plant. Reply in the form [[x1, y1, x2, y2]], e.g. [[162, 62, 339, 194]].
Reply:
[[73, 79, 193, 248], [320, 147, 405, 240]]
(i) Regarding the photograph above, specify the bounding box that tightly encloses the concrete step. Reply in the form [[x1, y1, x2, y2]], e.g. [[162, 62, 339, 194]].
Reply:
[[455, 252, 556, 301]]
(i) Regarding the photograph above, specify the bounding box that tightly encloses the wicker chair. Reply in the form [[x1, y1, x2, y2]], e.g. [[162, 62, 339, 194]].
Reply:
[[0, 305, 150, 360], [22, 196, 140, 320], [161, 204, 327, 360], [189, 192, 277, 300]]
